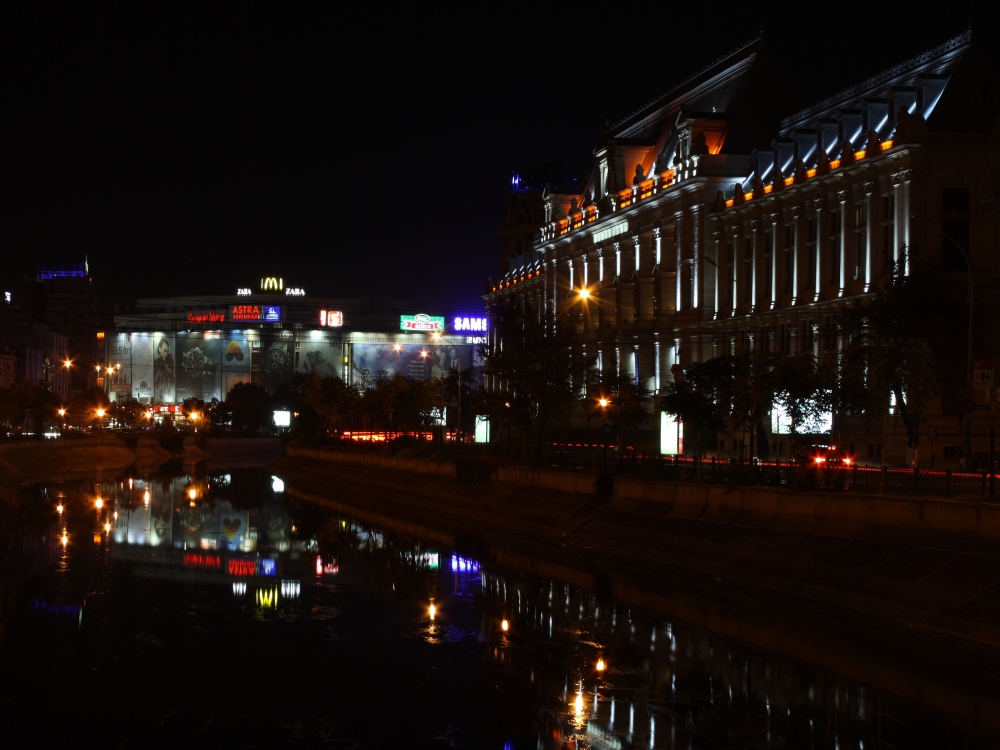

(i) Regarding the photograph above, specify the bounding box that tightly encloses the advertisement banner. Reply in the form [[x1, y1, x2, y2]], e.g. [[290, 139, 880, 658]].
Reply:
[[220, 332, 252, 398], [175, 333, 223, 403], [352, 343, 479, 382], [107, 333, 132, 400], [296, 333, 341, 377], [129, 333, 155, 401], [151, 333, 177, 403]]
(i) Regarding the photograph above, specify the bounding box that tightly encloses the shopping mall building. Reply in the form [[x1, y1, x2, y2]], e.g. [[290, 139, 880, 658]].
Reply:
[[103, 277, 487, 409]]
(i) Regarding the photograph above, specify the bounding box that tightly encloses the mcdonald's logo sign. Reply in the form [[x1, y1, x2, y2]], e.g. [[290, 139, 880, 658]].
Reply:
[[261, 277, 284, 292]]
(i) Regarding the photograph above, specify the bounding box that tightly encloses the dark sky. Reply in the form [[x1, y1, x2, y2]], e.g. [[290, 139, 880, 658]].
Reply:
[[2, 6, 993, 313]]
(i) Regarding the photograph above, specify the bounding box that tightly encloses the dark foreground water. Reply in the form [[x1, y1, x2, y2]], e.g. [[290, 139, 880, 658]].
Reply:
[[2, 468, 999, 749]]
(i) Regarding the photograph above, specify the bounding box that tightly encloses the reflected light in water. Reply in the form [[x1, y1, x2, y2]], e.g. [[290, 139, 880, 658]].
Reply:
[[57, 504, 63, 514], [61, 533, 68, 546], [429, 603, 436, 620], [103, 522, 110, 533], [574, 692, 584, 715], [188, 488, 197, 500], [597, 658, 606, 672], [95, 497, 103, 509], [501, 618, 509, 632], [143, 490, 150, 505]]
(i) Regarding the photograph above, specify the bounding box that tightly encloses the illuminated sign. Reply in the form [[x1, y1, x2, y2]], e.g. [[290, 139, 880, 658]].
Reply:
[[184, 553, 222, 569], [187, 311, 226, 324], [156, 405, 184, 413], [229, 558, 256, 576], [3, 292, 10, 304], [261, 277, 283, 292], [260, 558, 277, 576], [285, 288, 305, 296], [452, 316, 488, 332], [319, 310, 343, 327], [273, 410, 291, 427], [400, 314, 445, 332], [230, 305, 282, 323], [237, 288, 252, 296]]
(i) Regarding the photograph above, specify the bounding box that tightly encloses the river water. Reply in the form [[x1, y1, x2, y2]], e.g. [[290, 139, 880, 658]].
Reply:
[[1, 466, 999, 748]]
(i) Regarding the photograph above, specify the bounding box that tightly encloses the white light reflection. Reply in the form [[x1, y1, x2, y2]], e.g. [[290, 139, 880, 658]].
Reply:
[[629, 702, 634, 735]]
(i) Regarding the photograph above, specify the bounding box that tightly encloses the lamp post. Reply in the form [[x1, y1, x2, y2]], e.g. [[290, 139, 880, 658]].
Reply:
[[912, 213, 974, 463]]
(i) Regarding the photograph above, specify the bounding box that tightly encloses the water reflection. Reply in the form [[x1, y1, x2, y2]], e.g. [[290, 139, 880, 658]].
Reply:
[[3, 469, 999, 747]]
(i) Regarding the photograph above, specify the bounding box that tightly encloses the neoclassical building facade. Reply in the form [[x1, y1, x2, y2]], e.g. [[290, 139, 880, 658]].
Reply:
[[487, 31, 1000, 464]]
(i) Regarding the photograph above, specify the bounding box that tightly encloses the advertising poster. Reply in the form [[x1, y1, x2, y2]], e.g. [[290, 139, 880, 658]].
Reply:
[[352, 343, 479, 382], [129, 333, 155, 401], [253, 335, 294, 391], [175, 333, 223, 403], [296, 333, 341, 377], [107, 333, 132, 400], [221, 332, 252, 398], [151, 332, 177, 404]]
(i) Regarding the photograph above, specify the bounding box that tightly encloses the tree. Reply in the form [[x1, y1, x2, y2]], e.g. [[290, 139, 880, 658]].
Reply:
[[660, 362, 724, 458], [225, 382, 272, 434], [838, 253, 964, 463], [481, 296, 593, 457], [771, 352, 833, 439]]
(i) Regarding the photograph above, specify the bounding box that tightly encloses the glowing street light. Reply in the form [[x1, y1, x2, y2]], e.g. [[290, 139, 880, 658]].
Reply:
[[95, 497, 103, 509], [597, 658, 606, 672], [58, 408, 66, 418], [96, 408, 105, 418], [188, 488, 197, 500], [64, 359, 72, 369], [599, 398, 608, 408], [579, 287, 590, 300]]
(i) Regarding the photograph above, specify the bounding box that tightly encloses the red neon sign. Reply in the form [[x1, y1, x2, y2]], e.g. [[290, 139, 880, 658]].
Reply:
[[187, 311, 226, 324], [230, 305, 262, 322], [319, 310, 343, 327], [184, 553, 221, 569], [229, 558, 257, 576]]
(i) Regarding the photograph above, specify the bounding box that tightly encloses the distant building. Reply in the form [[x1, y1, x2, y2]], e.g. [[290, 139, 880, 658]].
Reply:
[[487, 31, 1000, 466], [0, 299, 70, 399]]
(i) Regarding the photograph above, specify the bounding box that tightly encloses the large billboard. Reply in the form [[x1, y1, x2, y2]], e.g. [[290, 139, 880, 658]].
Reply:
[[352, 343, 479, 382], [297, 335, 342, 377], [175, 333, 223, 403]]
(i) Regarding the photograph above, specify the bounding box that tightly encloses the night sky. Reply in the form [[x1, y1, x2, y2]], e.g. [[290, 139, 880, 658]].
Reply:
[[2, 6, 992, 313]]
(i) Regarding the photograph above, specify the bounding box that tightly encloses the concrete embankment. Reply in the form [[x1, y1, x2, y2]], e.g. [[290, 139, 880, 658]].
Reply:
[[276, 446, 1000, 731]]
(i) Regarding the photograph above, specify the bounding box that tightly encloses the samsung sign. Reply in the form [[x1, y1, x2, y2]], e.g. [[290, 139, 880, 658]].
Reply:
[[452, 316, 488, 333]]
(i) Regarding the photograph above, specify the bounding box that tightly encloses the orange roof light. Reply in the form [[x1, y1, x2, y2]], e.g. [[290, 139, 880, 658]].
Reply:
[[829, 159, 841, 170], [783, 176, 795, 187], [880, 140, 894, 151], [854, 149, 866, 160]]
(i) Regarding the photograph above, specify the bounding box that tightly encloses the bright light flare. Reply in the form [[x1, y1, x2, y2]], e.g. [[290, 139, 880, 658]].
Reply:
[[96, 409, 105, 418], [599, 398, 608, 408], [58, 409, 66, 417], [64, 359, 72, 368], [429, 603, 436, 620], [188, 488, 197, 500], [57, 503, 64, 514], [143, 490, 150, 505], [103, 522, 110, 533], [574, 693, 584, 714], [579, 288, 590, 299], [501, 618, 509, 632], [61, 534, 68, 546], [597, 658, 606, 672], [95, 497, 103, 509]]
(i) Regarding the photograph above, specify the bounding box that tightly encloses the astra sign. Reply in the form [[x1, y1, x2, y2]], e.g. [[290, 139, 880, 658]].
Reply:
[[452, 316, 488, 332], [230, 305, 283, 322], [400, 314, 445, 332]]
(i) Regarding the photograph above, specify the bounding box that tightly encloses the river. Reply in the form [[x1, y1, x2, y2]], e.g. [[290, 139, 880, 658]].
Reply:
[[1, 466, 998, 748]]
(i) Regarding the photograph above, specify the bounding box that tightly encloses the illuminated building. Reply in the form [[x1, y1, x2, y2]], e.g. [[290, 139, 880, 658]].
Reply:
[[104, 280, 486, 406], [487, 31, 1000, 464]]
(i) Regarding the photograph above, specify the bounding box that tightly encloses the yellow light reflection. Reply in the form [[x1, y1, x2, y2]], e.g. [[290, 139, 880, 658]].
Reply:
[[597, 658, 606, 672], [501, 618, 509, 632], [188, 488, 197, 500], [95, 497, 103, 509], [429, 603, 436, 620], [57, 504, 63, 514], [61, 533, 68, 546], [574, 693, 584, 714], [579, 287, 590, 299], [143, 490, 150, 504], [104, 522, 110, 533]]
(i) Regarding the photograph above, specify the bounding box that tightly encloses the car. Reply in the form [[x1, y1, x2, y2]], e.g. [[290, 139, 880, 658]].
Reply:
[[969, 452, 999, 473], [794, 444, 854, 467]]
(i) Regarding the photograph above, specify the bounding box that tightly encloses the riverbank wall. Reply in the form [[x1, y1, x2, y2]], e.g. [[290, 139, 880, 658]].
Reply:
[[277, 447, 1000, 650]]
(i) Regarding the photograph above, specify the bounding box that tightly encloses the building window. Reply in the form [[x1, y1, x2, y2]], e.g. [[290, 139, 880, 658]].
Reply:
[[806, 217, 817, 291], [853, 203, 866, 280], [783, 224, 794, 294], [881, 193, 895, 272], [941, 188, 970, 271], [828, 207, 841, 285]]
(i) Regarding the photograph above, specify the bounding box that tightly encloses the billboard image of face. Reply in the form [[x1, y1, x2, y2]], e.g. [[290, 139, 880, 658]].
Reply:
[[152, 333, 176, 403], [130, 333, 154, 400], [175, 333, 223, 402], [297, 334, 341, 377]]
